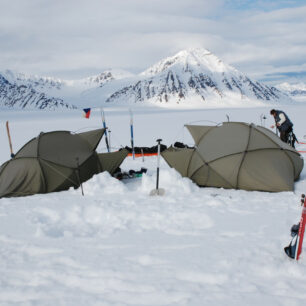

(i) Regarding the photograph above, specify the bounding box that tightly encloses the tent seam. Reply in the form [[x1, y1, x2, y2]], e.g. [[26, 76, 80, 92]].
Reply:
[[186, 148, 201, 178], [189, 122, 250, 189], [194, 146, 235, 188], [254, 126, 297, 179], [186, 124, 215, 146], [236, 123, 253, 189], [36, 133, 48, 193], [40, 159, 79, 186], [203, 147, 299, 164]]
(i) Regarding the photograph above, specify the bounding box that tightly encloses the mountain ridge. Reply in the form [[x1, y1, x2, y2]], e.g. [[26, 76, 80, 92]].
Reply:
[[0, 48, 292, 110], [276, 82, 306, 102], [104, 48, 288, 105]]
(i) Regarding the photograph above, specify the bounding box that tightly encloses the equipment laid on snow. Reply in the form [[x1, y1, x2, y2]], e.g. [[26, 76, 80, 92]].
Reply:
[[287, 130, 298, 148], [162, 122, 304, 192], [0, 129, 128, 198], [284, 194, 306, 260], [125, 144, 168, 157], [173, 142, 194, 149], [150, 139, 165, 196], [114, 167, 147, 180]]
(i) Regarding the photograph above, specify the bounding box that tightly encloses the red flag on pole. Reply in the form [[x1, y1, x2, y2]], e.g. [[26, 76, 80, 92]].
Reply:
[[83, 108, 91, 119]]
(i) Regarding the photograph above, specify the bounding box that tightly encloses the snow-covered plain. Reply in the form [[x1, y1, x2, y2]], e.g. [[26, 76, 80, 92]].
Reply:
[[1, 104, 306, 305]]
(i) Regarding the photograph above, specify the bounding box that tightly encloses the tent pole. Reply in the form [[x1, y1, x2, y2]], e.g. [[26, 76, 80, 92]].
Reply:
[[129, 109, 135, 159], [76, 158, 84, 196]]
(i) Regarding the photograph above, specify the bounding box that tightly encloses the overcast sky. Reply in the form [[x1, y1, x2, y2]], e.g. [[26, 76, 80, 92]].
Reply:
[[0, 0, 305, 83]]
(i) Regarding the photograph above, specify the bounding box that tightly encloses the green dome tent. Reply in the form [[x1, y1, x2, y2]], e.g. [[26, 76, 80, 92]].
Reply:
[[0, 129, 127, 198], [162, 122, 304, 192]]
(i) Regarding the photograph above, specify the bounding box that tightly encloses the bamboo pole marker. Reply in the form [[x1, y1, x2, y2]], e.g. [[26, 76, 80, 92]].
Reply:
[[6, 121, 15, 158]]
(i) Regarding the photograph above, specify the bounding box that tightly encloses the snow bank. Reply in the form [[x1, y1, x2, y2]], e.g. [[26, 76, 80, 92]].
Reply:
[[0, 106, 306, 305]]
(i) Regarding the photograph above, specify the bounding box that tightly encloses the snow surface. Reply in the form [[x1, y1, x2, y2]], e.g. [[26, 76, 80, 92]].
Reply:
[[1, 104, 306, 305]]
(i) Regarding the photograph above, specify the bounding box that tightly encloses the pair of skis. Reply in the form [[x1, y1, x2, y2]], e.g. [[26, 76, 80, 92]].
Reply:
[[101, 109, 110, 152], [106, 109, 164, 196], [101, 108, 135, 158], [127, 110, 165, 196], [284, 194, 306, 261]]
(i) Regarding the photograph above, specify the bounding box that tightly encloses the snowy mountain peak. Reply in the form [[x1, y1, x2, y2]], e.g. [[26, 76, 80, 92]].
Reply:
[[105, 48, 287, 105], [1, 69, 64, 92], [141, 48, 233, 77], [0, 49, 293, 110], [82, 69, 134, 86]]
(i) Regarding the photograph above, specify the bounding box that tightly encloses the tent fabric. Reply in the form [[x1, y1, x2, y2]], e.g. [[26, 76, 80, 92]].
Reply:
[[0, 129, 128, 198], [98, 150, 129, 175], [162, 122, 304, 192]]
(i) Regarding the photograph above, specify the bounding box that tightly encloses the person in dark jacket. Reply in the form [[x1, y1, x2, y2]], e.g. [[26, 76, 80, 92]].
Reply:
[[270, 109, 294, 145]]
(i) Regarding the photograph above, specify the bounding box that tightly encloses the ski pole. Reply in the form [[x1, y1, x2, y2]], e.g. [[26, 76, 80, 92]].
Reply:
[[101, 109, 110, 152], [6, 121, 15, 158], [149, 139, 165, 196], [260, 114, 267, 127], [129, 109, 135, 159], [263, 115, 266, 127], [156, 139, 162, 190], [273, 117, 279, 136]]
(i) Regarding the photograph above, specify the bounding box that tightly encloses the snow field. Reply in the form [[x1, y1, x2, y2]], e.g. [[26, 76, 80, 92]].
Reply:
[[0, 105, 306, 305]]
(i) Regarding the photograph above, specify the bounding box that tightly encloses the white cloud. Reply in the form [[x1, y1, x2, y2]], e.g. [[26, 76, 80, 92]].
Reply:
[[0, 0, 305, 82]]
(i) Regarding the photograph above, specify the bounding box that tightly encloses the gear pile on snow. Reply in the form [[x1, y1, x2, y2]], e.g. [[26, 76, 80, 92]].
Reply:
[[124, 144, 167, 157], [114, 167, 147, 180], [162, 122, 304, 192]]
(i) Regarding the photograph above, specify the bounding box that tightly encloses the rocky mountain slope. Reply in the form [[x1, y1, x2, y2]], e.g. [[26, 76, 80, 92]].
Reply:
[[105, 49, 288, 105], [0, 49, 292, 110], [0, 74, 75, 110], [0, 69, 128, 110]]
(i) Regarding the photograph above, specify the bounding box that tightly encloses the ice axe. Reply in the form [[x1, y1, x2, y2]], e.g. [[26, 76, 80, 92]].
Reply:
[[150, 139, 165, 196]]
